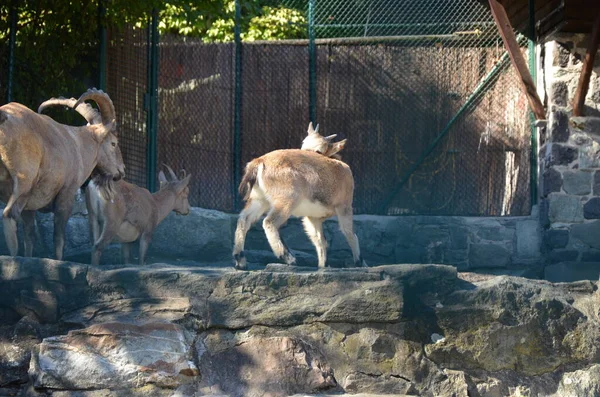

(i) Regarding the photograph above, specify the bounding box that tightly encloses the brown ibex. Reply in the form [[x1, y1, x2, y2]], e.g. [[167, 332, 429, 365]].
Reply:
[[232, 124, 365, 270], [85, 165, 192, 266], [0, 88, 125, 259]]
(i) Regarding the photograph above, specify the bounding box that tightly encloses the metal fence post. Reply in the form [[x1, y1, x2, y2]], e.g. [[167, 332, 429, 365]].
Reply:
[[145, 8, 159, 193], [529, 0, 538, 208], [308, 0, 317, 123], [98, 0, 107, 91], [232, 0, 243, 211], [7, 0, 17, 103]]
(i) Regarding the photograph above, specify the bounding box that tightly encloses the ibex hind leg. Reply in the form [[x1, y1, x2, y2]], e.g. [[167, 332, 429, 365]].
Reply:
[[336, 206, 367, 268], [233, 199, 268, 270], [303, 216, 327, 268], [22, 210, 36, 257], [263, 206, 296, 266], [2, 177, 33, 256]]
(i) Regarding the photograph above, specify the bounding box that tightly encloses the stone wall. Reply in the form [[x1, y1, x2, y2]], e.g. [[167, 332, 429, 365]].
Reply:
[[539, 37, 600, 280], [2, 194, 541, 273]]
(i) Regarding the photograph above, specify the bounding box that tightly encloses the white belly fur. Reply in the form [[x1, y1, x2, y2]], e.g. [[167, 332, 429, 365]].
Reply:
[[116, 222, 140, 243], [291, 199, 333, 218]]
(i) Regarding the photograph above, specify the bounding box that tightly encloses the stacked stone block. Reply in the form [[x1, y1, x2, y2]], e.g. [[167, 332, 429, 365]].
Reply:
[[540, 39, 600, 277]]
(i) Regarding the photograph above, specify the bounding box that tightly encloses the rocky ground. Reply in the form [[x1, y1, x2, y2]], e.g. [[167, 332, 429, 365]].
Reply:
[[1, 257, 600, 396]]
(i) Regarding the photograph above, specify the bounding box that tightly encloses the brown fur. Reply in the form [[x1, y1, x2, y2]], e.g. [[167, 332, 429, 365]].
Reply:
[[232, 148, 365, 270], [0, 89, 125, 259], [86, 167, 192, 266]]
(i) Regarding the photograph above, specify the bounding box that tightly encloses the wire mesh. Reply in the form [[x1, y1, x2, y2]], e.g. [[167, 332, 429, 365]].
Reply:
[[106, 24, 149, 190], [157, 37, 235, 211], [310, 0, 531, 215], [1, 0, 533, 217]]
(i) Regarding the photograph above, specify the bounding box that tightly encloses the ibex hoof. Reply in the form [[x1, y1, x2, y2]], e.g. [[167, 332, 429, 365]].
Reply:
[[234, 252, 248, 271], [282, 253, 296, 266], [355, 258, 368, 268]]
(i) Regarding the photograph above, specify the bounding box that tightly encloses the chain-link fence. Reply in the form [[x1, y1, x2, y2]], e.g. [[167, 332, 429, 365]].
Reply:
[[1, 0, 534, 216]]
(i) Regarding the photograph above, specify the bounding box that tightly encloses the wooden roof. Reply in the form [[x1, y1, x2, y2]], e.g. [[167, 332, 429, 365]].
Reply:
[[484, 0, 600, 41]]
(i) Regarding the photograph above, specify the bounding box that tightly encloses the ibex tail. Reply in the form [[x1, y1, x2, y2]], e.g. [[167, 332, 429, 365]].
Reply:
[[238, 159, 260, 201]]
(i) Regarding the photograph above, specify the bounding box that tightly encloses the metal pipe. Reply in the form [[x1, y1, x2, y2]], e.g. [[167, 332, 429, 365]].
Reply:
[[98, 0, 107, 91], [7, 0, 17, 103], [529, 0, 538, 207], [146, 8, 159, 193], [378, 51, 511, 214], [232, 0, 243, 211], [308, 0, 317, 123]]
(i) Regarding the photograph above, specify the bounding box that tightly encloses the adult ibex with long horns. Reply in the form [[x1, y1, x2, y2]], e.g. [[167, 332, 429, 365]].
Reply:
[[233, 122, 366, 270], [85, 165, 192, 266], [0, 88, 125, 259]]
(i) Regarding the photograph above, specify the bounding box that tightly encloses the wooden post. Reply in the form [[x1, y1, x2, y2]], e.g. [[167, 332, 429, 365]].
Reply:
[[488, 0, 546, 120], [572, 13, 600, 117]]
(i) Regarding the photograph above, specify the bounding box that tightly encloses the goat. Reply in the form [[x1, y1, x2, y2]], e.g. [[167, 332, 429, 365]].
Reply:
[[232, 125, 365, 270], [300, 122, 346, 159], [0, 88, 125, 259], [85, 165, 192, 266]]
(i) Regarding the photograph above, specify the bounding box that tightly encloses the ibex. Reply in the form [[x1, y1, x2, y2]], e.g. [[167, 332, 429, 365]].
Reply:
[[0, 88, 125, 259], [85, 165, 192, 266], [232, 123, 366, 270]]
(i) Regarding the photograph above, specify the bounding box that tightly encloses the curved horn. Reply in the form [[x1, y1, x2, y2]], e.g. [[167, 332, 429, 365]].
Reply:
[[38, 97, 102, 125], [163, 164, 178, 181], [180, 169, 187, 179], [75, 88, 116, 127]]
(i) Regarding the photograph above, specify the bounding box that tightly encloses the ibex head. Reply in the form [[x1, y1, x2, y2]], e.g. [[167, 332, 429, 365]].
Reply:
[[301, 122, 347, 159], [38, 88, 126, 181], [158, 164, 192, 215]]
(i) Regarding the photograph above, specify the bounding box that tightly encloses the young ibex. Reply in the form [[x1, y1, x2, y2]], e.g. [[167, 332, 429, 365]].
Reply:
[[0, 88, 125, 259], [85, 165, 192, 266], [232, 123, 366, 270]]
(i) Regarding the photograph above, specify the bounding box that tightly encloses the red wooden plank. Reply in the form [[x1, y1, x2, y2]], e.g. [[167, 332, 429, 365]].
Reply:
[[489, 0, 546, 120], [572, 13, 600, 116]]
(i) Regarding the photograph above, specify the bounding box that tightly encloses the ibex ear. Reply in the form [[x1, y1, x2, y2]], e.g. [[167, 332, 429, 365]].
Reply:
[[158, 170, 168, 189], [329, 139, 347, 157], [176, 174, 192, 194], [324, 134, 337, 142]]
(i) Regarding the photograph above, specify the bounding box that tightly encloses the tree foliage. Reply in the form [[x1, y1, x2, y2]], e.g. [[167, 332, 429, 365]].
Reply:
[[0, 0, 306, 108]]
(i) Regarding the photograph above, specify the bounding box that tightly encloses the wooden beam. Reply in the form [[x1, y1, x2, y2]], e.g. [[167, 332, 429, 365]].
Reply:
[[572, 13, 600, 117], [489, 0, 546, 120]]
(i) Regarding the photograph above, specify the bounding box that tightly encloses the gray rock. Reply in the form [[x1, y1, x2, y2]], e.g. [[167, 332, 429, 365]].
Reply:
[[468, 243, 510, 268], [150, 208, 234, 261], [571, 220, 600, 249], [543, 228, 570, 250], [549, 109, 570, 141], [547, 249, 580, 264], [29, 322, 199, 389], [549, 144, 577, 166], [548, 194, 584, 223], [563, 170, 592, 195], [543, 168, 563, 196], [544, 261, 600, 282], [516, 220, 540, 259], [584, 197, 600, 219], [555, 364, 600, 397], [594, 171, 600, 195]]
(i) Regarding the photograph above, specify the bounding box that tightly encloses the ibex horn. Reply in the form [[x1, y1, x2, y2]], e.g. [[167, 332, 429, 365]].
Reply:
[[163, 164, 178, 181]]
